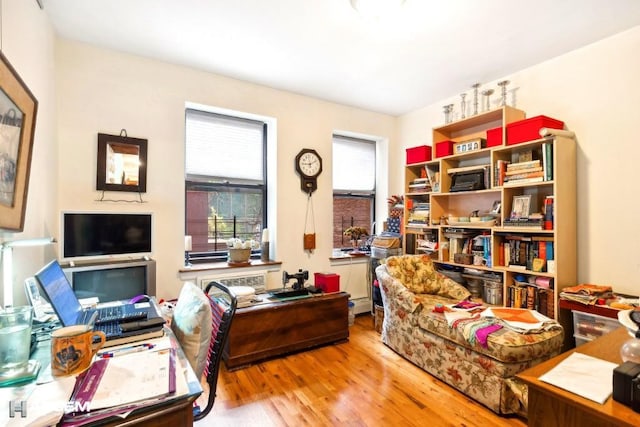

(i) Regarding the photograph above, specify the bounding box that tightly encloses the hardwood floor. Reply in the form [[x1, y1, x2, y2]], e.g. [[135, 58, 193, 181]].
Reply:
[[196, 314, 527, 427]]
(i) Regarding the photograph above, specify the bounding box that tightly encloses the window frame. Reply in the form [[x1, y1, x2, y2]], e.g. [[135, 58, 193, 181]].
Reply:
[[185, 106, 268, 263]]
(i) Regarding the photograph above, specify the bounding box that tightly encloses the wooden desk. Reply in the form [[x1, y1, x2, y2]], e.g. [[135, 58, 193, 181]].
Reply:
[[5, 326, 202, 427], [518, 327, 640, 427], [224, 292, 350, 370]]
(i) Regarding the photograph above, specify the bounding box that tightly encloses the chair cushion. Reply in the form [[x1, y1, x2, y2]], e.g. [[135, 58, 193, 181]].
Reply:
[[171, 281, 212, 378], [385, 255, 471, 300]]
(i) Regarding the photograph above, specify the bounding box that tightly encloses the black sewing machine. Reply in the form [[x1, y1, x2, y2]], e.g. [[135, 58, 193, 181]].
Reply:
[[270, 269, 315, 298]]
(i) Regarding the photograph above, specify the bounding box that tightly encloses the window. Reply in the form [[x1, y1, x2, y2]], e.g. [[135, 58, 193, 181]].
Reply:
[[185, 107, 267, 262], [332, 135, 376, 249]]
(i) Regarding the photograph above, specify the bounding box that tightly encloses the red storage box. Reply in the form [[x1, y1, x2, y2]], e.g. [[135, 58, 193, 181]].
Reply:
[[435, 140, 454, 158], [314, 272, 340, 293], [506, 115, 564, 145], [406, 145, 431, 164], [486, 127, 503, 147]]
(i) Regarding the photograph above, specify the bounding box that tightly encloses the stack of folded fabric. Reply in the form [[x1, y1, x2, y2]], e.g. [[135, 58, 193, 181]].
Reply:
[[228, 286, 256, 308], [559, 283, 613, 305]]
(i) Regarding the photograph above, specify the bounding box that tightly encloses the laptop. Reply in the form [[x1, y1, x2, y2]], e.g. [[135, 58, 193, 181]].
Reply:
[[34, 260, 165, 343]]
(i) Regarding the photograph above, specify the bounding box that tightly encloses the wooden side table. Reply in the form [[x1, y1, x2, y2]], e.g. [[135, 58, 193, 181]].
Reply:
[[223, 292, 350, 370], [518, 327, 640, 427]]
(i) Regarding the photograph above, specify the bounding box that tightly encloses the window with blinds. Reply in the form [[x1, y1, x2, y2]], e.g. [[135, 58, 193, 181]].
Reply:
[[332, 135, 376, 249], [185, 108, 267, 261]]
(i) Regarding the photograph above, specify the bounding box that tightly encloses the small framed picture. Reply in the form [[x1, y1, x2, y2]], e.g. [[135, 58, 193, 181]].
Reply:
[[511, 195, 532, 218], [490, 200, 501, 214]]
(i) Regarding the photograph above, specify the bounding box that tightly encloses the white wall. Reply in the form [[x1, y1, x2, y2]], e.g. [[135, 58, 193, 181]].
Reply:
[[3, 4, 639, 304], [398, 25, 640, 296], [0, 0, 57, 306], [55, 40, 397, 300]]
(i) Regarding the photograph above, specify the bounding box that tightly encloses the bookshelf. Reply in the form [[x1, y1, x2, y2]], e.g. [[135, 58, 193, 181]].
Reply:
[[403, 106, 576, 344]]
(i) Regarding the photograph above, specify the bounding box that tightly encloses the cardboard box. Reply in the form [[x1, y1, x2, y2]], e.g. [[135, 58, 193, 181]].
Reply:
[[486, 126, 503, 147], [406, 145, 431, 164], [314, 272, 340, 293], [506, 115, 564, 145], [435, 140, 454, 158]]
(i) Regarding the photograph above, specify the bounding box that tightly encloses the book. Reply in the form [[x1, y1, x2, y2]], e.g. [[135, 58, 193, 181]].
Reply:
[[103, 328, 165, 348], [506, 160, 541, 171], [505, 166, 543, 175]]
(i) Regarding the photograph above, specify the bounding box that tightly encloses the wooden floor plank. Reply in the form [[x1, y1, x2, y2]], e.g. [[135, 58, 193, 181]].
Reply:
[[196, 314, 528, 427]]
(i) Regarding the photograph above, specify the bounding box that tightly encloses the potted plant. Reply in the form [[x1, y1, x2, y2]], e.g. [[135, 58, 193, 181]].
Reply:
[[226, 238, 260, 264]]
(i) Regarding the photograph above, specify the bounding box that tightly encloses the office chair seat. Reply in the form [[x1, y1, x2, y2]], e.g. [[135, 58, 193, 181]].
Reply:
[[194, 281, 237, 421]]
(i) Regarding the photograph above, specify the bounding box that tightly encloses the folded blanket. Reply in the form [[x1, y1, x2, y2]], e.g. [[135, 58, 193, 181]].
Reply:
[[481, 307, 561, 334]]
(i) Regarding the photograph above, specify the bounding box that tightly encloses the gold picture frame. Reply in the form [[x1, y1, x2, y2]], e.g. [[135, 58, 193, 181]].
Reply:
[[0, 52, 38, 231]]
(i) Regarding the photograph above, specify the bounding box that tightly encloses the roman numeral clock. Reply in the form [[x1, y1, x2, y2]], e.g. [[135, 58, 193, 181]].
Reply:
[[295, 148, 322, 193]]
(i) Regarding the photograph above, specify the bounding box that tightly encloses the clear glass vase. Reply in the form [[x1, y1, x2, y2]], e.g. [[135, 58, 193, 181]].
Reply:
[[621, 338, 640, 363]]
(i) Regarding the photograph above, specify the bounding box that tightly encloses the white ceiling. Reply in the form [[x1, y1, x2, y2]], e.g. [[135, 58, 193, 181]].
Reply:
[[43, 0, 640, 116]]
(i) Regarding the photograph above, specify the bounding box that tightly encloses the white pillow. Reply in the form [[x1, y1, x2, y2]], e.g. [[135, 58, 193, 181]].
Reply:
[[170, 281, 212, 379]]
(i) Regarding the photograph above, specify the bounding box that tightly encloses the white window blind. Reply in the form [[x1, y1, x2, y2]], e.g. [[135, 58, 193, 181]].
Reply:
[[333, 135, 376, 192], [185, 109, 264, 183]]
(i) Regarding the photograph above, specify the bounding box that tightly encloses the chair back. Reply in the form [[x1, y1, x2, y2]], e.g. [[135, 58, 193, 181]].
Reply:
[[195, 280, 237, 420]]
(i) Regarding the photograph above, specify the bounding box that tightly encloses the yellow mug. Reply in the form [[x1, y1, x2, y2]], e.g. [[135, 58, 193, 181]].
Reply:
[[51, 325, 106, 377]]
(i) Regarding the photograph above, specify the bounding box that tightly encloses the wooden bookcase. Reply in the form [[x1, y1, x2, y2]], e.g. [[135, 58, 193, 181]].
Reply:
[[403, 106, 576, 341]]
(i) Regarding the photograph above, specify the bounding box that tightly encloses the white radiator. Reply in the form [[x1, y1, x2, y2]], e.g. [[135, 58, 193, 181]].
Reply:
[[198, 271, 267, 295]]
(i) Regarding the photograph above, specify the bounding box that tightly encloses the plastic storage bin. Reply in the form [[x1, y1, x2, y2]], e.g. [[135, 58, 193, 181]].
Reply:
[[572, 310, 620, 340]]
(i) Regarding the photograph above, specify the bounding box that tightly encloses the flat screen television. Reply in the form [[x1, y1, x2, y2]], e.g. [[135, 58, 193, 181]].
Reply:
[[61, 211, 153, 261]]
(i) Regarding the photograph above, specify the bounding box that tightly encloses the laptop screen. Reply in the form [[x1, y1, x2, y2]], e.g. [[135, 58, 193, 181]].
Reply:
[[35, 260, 83, 326]]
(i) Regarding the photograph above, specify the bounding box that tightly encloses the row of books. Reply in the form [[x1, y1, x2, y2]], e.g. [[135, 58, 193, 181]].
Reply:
[[408, 177, 432, 192], [497, 234, 554, 272], [494, 142, 554, 186], [507, 284, 555, 318], [407, 202, 430, 228]]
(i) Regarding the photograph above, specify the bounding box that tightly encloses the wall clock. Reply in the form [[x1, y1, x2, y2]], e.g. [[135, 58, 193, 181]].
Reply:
[[295, 148, 322, 193]]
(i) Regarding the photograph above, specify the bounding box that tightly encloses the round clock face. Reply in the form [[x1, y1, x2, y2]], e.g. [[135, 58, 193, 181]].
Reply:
[[297, 150, 322, 177]]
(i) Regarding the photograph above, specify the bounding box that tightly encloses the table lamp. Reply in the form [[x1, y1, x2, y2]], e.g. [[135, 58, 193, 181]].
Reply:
[[1, 237, 56, 308]]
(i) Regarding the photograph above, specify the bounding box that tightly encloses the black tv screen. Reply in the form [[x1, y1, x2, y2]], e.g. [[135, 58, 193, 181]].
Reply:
[[62, 212, 152, 260]]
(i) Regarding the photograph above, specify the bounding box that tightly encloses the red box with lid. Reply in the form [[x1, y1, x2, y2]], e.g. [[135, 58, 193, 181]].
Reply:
[[435, 140, 454, 158], [406, 145, 432, 164], [506, 115, 564, 145], [486, 127, 503, 147], [314, 272, 340, 293]]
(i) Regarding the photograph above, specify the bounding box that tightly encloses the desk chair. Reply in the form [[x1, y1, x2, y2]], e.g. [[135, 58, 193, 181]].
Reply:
[[195, 280, 237, 420]]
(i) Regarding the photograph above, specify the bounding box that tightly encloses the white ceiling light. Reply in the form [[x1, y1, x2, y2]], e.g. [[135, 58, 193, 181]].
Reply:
[[350, 0, 406, 20]]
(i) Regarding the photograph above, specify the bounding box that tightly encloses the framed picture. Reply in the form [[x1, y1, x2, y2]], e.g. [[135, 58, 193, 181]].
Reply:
[[96, 132, 148, 193], [511, 195, 532, 218], [0, 52, 38, 231]]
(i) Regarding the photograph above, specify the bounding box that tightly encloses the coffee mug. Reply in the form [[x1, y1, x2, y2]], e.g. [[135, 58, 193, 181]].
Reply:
[[51, 325, 106, 377]]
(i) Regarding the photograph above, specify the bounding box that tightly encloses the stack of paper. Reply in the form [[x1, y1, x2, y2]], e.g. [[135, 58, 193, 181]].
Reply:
[[538, 352, 618, 404]]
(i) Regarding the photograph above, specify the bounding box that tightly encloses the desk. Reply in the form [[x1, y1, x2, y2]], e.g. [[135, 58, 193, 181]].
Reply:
[[518, 327, 640, 427], [2, 326, 202, 427]]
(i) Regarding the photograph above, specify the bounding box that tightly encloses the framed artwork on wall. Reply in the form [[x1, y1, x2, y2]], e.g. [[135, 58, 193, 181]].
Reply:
[[0, 51, 38, 231], [96, 132, 148, 193]]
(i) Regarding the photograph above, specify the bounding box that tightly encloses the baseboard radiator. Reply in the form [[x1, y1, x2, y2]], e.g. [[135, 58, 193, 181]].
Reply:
[[198, 271, 267, 297]]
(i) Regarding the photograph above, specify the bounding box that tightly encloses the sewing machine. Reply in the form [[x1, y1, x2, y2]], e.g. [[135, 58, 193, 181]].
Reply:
[[270, 269, 319, 298]]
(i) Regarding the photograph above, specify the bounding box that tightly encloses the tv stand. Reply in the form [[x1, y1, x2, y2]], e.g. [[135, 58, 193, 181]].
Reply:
[[223, 292, 349, 370]]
